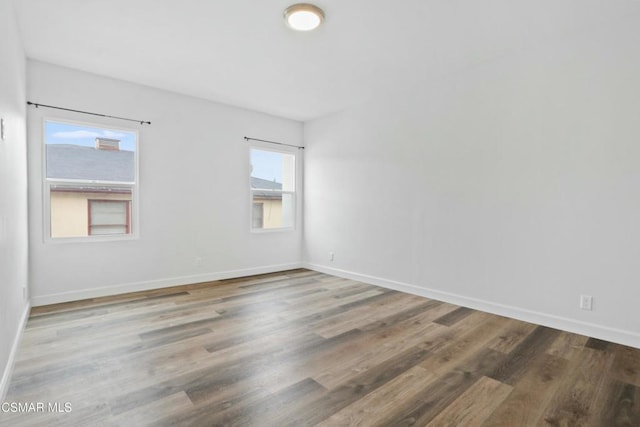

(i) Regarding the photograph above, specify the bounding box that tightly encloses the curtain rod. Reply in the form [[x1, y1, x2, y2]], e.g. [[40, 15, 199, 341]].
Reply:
[[244, 136, 304, 150], [27, 102, 151, 125]]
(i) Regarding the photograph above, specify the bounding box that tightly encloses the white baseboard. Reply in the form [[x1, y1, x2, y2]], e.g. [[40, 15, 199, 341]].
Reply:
[[1, 301, 30, 402], [306, 262, 640, 350], [31, 262, 303, 307]]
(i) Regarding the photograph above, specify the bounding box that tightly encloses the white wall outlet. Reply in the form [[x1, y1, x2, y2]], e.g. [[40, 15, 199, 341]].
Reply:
[[23, 286, 27, 300], [580, 294, 593, 311], [194, 257, 203, 266], [1, 118, 5, 140], [329, 252, 334, 262]]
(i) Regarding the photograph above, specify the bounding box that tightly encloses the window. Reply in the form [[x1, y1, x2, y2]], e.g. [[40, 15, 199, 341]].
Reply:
[[89, 200, 131, 235], [250, 147, 296, 230], [44, 120, 138, 240]]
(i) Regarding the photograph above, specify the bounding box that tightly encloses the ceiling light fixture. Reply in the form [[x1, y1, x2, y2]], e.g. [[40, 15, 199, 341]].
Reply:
[[284, 3, 324, 31]]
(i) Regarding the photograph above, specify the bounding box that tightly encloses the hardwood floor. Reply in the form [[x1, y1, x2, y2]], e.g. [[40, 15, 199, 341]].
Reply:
[[2, 269, 640, 426]]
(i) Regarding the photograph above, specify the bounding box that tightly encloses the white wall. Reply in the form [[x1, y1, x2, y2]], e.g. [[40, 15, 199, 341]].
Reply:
[[0, 0, 30, 400], [28, 61, 303, 306], [304, 18, 640, 347]]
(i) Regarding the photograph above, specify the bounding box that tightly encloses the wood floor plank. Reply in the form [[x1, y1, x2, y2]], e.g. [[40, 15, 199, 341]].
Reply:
[[312, 316, 445, 389], [282, 344, 434, 427], [317, 366, 436, 427], [486, 318, 537, 354], [541, 346, 616, 425], [313, 295, 445, 338], [595, 380, 640, 426], [111, 391, 193, 427], [426, 376, 513, 426], [379, 347, 507, 426], [586, 337, 612, 351], [481, 353, 570, 426], [178, 378, 327, 427], [546, 330, 590, 361], [433, 306, 474, 326], [108, 331, 329, 415], [416, 311, 511, 379], [3, 269, 640, 427], [488, 325, 561, 385], [611, 344, 640, 387]]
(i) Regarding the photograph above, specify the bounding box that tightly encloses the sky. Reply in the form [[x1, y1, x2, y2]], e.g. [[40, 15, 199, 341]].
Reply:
[[45, 121, 137, 151], [251, 149, 289, 183]]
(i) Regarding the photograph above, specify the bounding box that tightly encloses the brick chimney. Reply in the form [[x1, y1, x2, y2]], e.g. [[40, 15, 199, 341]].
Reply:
[[95, 137, 120, 151]]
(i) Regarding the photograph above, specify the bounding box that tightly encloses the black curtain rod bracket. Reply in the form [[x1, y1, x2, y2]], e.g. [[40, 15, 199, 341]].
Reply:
[[244, 136, 304, 150], [27, 102, 151, 125]]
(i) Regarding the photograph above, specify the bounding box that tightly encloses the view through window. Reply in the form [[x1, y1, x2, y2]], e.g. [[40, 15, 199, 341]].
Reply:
[[45, 120, 137, 239], [250, 148, 295, 230]]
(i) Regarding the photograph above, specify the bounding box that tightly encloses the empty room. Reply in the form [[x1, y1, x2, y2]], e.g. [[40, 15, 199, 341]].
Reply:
[[2, 0, 640, 425]]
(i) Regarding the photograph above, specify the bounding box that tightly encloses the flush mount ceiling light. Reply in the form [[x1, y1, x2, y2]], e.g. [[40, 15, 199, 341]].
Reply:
[[284, 3, 324, 31]]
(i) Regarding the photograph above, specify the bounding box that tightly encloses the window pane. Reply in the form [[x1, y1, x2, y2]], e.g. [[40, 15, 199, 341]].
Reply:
[[281, 193, 294, 228], [252, 192, 294, 229], [45, 121, 136, 183], [50, 184, 132, 238], [250, 149, 295, 192], [250, 148, 296, 230], [44, 120, 138, 240]]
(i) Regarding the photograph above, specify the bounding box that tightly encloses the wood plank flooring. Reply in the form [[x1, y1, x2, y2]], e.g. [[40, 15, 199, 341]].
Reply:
[[2, 269, 640, 426]]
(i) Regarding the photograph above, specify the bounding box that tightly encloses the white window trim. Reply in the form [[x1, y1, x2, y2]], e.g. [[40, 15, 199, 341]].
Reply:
[[249, 142, 299, 233], [42, 117, 140, 243]]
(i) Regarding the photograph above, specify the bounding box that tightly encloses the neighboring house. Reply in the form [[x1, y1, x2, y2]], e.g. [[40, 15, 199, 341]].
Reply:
[[47, 138, 134, 237], [250, 176, 283, 229]]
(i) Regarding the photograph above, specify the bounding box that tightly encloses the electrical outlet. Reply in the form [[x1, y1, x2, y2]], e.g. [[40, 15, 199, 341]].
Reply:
[[23, 286, 27, 300], [329, 252, 334, 262], [194, 257, 203, 266], [580, 294, 593, 311], [1, 118, 5, 140]]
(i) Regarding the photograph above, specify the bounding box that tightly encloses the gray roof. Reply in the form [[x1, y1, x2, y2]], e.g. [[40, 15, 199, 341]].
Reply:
[[47, 144, 135, 182], [251, 176, 282, 199], [251, 176, 282, 190]]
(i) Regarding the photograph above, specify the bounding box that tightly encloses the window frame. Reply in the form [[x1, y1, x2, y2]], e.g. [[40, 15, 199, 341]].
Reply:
[[249, 143, 298, 233], [42, 117, 140, 243]]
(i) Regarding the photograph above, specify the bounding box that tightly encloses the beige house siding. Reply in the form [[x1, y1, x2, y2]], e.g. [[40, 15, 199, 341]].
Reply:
[[255, 197, 283, 229]]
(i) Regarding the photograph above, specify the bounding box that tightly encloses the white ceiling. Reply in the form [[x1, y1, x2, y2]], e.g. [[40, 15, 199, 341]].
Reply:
[[13, 0, 640, 121]]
